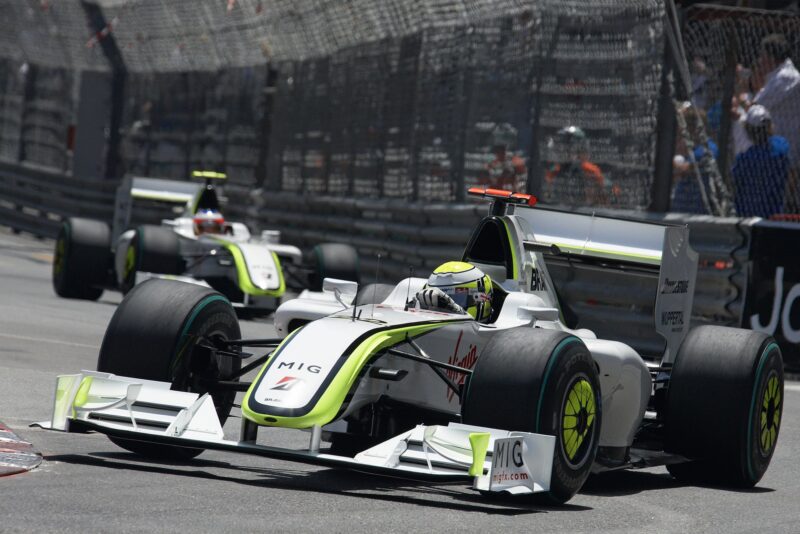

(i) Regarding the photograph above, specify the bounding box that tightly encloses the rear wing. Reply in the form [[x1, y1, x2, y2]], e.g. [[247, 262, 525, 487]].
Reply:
[[112, 174, 226, 241], [112, 176, 201, 240], [468, 188, 698, 364]]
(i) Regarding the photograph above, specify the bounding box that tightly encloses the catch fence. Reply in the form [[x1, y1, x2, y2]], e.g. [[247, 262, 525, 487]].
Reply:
[[0, 0, 668, 212]]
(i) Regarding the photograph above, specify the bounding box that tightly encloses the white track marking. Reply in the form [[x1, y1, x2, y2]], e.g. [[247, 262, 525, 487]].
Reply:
[[0, 332, 98, 350], [783, 383, 800, 392]]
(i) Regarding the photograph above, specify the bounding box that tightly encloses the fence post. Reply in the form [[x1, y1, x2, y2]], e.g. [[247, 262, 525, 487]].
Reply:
[[715, 22, 738, 194], [17, 63, 37, 164], [255, 65, 278, 188], [80, 0, 127, 180], [527, 17, 560, 198], [649, 12, 678, 213]]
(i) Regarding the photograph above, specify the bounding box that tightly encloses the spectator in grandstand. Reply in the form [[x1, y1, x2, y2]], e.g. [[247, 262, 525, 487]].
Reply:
[[544, 126, 617, 206], [745, 34, 800, 165], [690, 56, 711, 110], [481, 123, 527, 191], [709, 64, 753, 156], [671, 104, 718, 214], [732, 105, 789, 219]]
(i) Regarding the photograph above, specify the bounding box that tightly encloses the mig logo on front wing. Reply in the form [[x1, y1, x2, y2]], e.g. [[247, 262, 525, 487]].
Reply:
[[270, 376, 302, 391]]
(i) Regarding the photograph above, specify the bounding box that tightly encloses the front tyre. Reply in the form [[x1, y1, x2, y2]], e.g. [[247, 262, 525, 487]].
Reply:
[[665, 325, 783, 487], [97, 279, 241, 460], [462, 328, 601, 504]]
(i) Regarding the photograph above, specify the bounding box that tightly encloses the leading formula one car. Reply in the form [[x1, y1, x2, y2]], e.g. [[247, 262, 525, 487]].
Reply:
[[36, 188, 783, 504], [52, 171, 359, 311]]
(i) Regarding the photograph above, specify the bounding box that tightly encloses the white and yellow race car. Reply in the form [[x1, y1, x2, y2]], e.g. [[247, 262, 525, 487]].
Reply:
[[51, 172, 358, 311], [37, 188, 783, 504]]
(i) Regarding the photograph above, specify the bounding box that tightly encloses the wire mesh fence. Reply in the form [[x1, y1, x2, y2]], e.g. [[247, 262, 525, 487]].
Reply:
[[677, 4, 800, 218], [0, 1, 797, 216], [263, 0, 666, 206]]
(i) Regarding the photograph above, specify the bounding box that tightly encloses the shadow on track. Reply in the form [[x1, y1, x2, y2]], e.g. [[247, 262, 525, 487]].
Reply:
[[580, 470, 775, 498], [45, 452, 591, 515]]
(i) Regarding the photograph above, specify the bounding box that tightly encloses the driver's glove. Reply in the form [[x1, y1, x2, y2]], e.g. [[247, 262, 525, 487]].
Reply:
[[414, 287, 466, 315]]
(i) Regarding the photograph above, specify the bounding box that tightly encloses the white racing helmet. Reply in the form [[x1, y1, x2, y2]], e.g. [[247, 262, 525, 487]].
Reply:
[[426, 261, 493, 321]]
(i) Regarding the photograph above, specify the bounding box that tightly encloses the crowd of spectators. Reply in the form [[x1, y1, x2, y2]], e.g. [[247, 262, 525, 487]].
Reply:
[[477, 33, 797, 217], [674, 33, 800, 218]]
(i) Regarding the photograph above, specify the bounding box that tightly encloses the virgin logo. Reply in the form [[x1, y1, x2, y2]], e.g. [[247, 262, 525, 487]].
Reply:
[[447, 332, 477, 402], [751, 266, 800, 343]]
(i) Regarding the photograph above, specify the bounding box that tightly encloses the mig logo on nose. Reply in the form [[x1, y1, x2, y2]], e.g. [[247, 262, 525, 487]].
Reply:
[[271, 376, 301, 391]]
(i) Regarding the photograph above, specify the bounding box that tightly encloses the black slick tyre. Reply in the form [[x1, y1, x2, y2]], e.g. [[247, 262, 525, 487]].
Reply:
[[97, 279, 241, 460], [310, 243, 359, 291], [52, 218, 110, 300], [665, 325, 783, 487], [120, 225, 183, 294], [462, 328, 601, 504]]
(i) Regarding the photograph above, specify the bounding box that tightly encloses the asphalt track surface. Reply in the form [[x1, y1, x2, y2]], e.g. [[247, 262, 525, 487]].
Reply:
[[2, 228, 800, 533]]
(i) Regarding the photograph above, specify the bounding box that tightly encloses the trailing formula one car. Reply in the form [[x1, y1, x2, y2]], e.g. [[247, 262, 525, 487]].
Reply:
[[52, 171, 358, 311], [36, 188, 783, 504]]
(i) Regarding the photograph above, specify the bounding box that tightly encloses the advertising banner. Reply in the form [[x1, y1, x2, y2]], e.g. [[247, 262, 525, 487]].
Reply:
[[743, 221, 800, 370]]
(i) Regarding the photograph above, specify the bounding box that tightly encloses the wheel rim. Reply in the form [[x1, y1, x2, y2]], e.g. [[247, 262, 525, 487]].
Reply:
[[54, 235, 66, 276], [561, 375, 597, 468], [759, 370, 782, 456]]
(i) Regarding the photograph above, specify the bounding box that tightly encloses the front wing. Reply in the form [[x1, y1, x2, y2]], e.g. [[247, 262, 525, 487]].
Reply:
[[33, 372, 555, 495]]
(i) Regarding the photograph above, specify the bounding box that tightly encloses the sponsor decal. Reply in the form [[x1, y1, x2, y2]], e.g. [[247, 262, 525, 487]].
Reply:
[[490, 438, 529, 488], [660, 278, 689, 294], [530, 268, 546, 292], [446, 332, 477, 402], [270, 376, 301, 391], [660, 310, 684, 332], [277, 361, 322, 374]]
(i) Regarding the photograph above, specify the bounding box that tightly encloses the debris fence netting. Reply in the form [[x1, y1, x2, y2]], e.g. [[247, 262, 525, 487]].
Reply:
[[0, 1, 797, 217], [267, 0, 666, 207], [678, 5, 800, 218]]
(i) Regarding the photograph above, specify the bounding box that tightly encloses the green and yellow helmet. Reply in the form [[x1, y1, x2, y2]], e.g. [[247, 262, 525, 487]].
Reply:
[[426, 261, 493, 321]]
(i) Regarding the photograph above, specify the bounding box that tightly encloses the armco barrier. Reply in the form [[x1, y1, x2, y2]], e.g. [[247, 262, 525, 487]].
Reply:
[[0, 161, 185, 239], [237, 190, 483, 281], [0, 160, 117, 238]]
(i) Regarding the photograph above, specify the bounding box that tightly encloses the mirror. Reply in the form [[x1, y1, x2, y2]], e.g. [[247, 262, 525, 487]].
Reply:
[[322, 278, 358, 308]]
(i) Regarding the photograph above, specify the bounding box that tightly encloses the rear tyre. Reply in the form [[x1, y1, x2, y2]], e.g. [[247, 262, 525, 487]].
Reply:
[[97, 279, 241, 460], [310, 243, 359, 291], [665, 325, 783, 487], [120, 225, 183, 294], [52, 218, 109, 300], [462, 328, 601, 504]]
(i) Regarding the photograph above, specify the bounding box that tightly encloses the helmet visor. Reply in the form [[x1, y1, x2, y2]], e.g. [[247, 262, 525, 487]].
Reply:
[[441, 286, 475, 309]]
